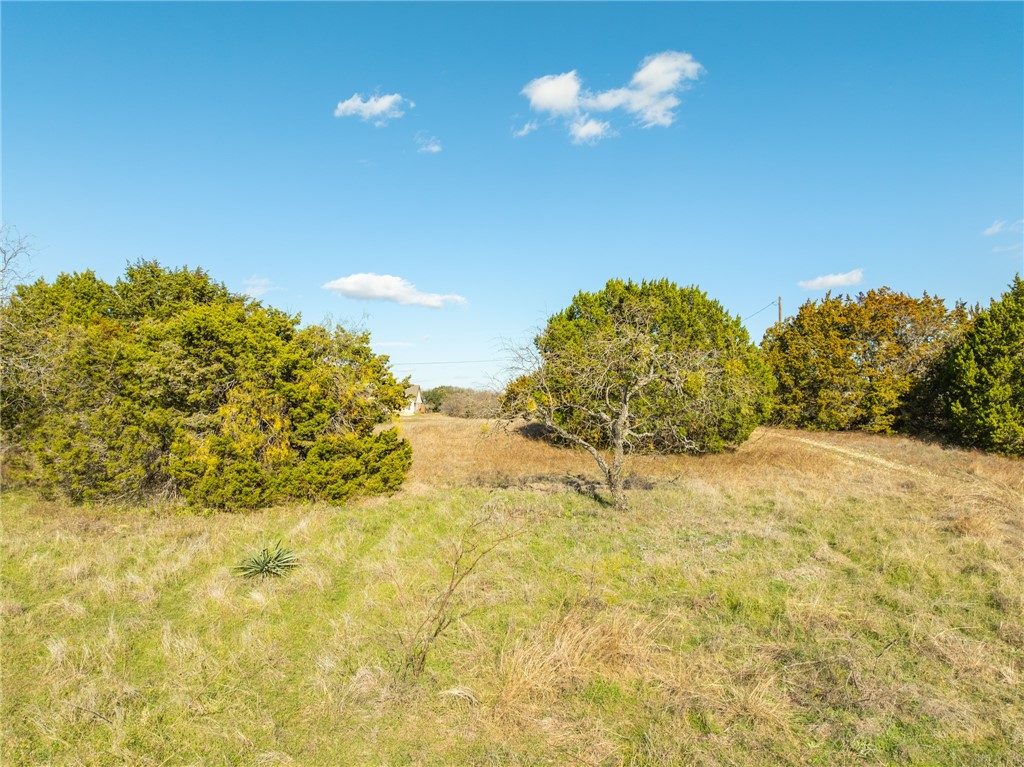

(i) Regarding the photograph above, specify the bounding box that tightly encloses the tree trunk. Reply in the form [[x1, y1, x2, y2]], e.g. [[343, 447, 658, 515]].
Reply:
[[606, 464, 627, 508], [607, 399, 629, 508]]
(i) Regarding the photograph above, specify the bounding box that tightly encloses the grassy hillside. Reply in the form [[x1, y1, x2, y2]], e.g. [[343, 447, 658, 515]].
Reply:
[[3, 417, 1022, 765]]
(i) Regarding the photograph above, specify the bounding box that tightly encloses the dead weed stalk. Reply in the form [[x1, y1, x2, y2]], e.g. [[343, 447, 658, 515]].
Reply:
[[398, 501, 528, 681]]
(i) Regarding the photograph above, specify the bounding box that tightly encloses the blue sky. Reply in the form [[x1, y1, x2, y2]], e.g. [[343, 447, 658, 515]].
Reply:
[[3, 1, 1022, 389]]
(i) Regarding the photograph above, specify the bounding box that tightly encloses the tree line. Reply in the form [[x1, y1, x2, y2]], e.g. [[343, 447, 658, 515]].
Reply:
[[502, 277, 1021, 506], [763, 280, 1022, 454], [421, 386, 500, 418], [1, 229, 1019, 510]]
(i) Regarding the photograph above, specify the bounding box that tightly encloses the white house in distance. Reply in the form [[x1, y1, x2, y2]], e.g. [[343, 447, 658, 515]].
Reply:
[[401, 384, 423, 416]]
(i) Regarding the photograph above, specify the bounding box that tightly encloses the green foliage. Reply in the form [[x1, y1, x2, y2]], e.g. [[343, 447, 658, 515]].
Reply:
[[1, 260, 412, 508], [283, 430, 413, 503], [234, 541, 300, 579], [421, 385, 461, 412], [510, 278, 775, 455], [942, 277, 1024, 456], [504, 279, 774, 506], [763, 289, 967, 433]]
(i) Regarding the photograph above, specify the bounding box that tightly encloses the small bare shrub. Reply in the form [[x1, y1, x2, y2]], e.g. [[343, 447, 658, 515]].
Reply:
[[397, 503, 526, 681]]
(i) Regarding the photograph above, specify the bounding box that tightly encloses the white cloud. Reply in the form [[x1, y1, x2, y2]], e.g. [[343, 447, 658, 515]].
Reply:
[[631, 51, 704, 94], [983, 217, 1024, 234], [323, 273, 467, 308], [582, 51, 704, 127], [520, 51, 705, 144], [242, 275, 276, 298], [416, 134, 442, 153], [798, 268, 864, 291], [983, 219, 1024, 255], [569, 117, 612, 145], [521, 71, 581, 115], [983, 219, 1023, 236], [334, 93, 412, 126], [513, 120, 538, 138]]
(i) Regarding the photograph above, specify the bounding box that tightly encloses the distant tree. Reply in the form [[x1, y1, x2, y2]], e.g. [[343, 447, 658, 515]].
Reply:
[[439, 389, 500, 418], [940, 276, 1023, 456], [502, 279, 774, 507], [422, 386, 500, 418], [422, 385, 462, 412], [763, 289, 968, 433], [1, 261, 412, 508]]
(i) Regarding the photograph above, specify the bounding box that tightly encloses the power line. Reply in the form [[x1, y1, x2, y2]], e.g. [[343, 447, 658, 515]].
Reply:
[[392, 301, 784, 366], [743, 300, 778, 322], [390, 358, 513, 366]]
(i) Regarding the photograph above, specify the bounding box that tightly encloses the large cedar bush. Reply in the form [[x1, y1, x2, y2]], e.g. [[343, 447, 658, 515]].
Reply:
[[1, 261, 411, 508], [763, 289, 969, 433], [942, 276, 1023, 456]]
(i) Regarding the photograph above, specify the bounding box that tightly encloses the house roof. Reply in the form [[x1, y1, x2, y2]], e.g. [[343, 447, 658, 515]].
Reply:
[[405, 385, 421, 397]]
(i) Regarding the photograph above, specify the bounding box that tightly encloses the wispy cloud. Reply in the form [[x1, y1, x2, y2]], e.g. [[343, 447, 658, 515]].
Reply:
[[416, 133, 442, 153], [983, 219, 1023, 237], [375, 341, 415, 348], [520, 51, 704, 145], [334, 93, 413, 126], [798, 268, 864, 291], [983, 219, 1024, 254], [512, 120, 539, 138], [323, 273, 467, 308], [242, 275, 277, 298]]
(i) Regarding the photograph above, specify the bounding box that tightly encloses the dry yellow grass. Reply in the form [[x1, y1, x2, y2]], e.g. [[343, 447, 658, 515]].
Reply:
[[401, 415, 1022, 544], [395, 417, 1022, 762], [3, 416, 1022, 765]]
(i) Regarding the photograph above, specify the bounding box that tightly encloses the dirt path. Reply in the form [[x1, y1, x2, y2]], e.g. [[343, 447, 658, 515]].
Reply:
[[773, 432, 940, 482], [772, 431, 1023, 520]]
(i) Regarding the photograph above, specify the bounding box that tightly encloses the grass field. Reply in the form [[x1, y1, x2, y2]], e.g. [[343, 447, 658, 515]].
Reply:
[[3, 416, 1023, 766]]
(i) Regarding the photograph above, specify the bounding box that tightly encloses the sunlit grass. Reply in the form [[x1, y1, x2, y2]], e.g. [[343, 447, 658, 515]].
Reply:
[[2, 419, 1022, 765]]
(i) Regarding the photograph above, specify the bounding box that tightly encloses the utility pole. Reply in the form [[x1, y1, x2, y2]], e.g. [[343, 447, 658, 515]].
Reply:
[[778, 296, 782, 325]]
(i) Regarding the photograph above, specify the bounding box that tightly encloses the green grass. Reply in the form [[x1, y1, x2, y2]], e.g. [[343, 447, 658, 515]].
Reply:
[[2, 426, 1023, 766]]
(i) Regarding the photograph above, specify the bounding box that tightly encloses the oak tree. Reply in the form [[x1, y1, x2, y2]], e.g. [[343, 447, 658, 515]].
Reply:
[[503, 279, 774, 507]]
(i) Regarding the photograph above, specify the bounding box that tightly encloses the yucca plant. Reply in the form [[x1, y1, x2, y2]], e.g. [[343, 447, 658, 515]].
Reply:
[[234, 541, 299, 579]]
